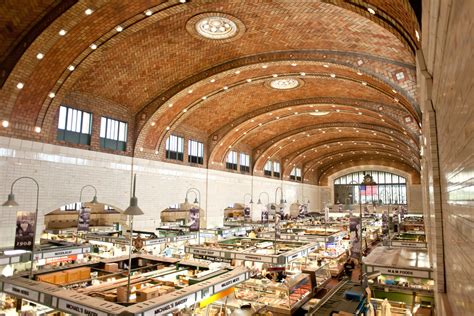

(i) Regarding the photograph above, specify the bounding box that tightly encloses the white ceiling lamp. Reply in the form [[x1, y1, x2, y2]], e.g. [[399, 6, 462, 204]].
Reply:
[[2, 120, 9, 128], [309, 110, 330, 116], [145, 10, 153, 16], [90, 43, 98, 50], [36, 53, 44, 60], [48, 92, 56, 98], [116, 25, 123, 32], [34, 126, 41, 133], [367, 7, 376, 15], [58, 29, 67, 36], [68, 65, 75, 71], [16, 82, 24, 89], [85, 8, 93, 15]]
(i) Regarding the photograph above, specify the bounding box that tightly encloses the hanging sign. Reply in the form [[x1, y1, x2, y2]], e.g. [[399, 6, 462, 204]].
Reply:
[[57, 299, 108, 316], [14, 211, 36, 251], [372, 266, 431, 279], [3, 283, 39, 302], [214, 273, 248, 292], [143, 294, 195, 316], [77, 207, 91, 231], [189, 208, 200, 232]]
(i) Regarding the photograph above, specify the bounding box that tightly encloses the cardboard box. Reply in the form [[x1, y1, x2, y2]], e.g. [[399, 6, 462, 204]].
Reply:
[[104, 263, 119, 272], [104, 293, 117, 302], [136, 287, 160, 302], [116, 286, 128, 303], [36, 274, 55, 284], [77, 267, 91, 279], [54, 272, 67, 285]]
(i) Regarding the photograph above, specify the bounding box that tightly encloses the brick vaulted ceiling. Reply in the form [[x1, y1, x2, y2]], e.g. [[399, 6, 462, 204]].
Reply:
[[0, 0, 422, 185]]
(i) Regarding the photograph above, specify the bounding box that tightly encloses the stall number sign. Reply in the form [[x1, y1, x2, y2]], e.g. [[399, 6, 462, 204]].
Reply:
[[145, 238, 167, 246], [194, 255, 232, 264], [190, 249, 221, 257], [214, 273, 247, 292], [235, 253, 273, 263], [39, 247, 85, 259], [144, 294, 195, 316], [176, 234, 195, 241], [3, 284, 39, 302], [391, 241, 426, 248], [377, 267, 430, 279], [58, 299, 108, 316]]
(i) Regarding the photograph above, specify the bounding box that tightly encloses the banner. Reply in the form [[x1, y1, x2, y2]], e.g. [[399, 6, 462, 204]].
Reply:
[[189, 207, 200, 232], [244, 206, 250, 220], [77, 207, 91, 231], [349, 217, 361, 259], [14, 211, 36, 251]]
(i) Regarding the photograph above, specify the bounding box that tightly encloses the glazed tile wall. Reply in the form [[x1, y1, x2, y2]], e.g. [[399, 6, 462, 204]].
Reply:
[[420, 0, 474, 314], [0, 135, 320, 249]]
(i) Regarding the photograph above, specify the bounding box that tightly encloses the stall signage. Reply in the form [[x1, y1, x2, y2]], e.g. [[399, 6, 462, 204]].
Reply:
[[144, 294, 195, 316], [145, 238, 167, 246], [41, 247, 84, 259], [287, 251, 302, 261], [376, 267, 430, 279], [214, 273, 247, 292], [57, 299, 108, 316], [193, 255, 232, 263], [190, 248, 221, 257], [391, 241, 426, 248], [3, 283, 39, 301], [235, 253, 273, 263], [176, 234, 195, 241]]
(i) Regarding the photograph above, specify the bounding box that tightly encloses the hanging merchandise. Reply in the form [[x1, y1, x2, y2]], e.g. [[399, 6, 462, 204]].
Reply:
[[14, 211, 36, 251]]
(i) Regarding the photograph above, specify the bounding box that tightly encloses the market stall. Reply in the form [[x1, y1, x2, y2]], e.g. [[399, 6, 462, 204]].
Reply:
[[390, 232, 427, 248], [160, 202, 205, 229], [364, 246, 434, 312]]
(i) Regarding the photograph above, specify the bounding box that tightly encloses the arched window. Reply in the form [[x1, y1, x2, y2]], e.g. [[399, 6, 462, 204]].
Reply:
[[334, 171, 407, 205]]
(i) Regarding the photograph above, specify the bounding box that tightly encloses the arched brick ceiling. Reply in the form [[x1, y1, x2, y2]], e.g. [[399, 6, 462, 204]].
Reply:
[[0, 0, 421, 183]]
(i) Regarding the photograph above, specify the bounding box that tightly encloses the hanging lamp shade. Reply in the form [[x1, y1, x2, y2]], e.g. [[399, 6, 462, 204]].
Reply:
[[2, 193, 18, 207], [124, 174, 143, 216]]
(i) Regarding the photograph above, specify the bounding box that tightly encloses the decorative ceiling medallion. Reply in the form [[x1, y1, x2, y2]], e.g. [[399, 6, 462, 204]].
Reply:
[[187, 13, 245, 43], [266, 78, 303, 90]]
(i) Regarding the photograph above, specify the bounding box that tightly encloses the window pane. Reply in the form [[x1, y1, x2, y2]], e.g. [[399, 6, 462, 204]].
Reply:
[[82, 112, 90, 134], [274, 161, 280, 173], [100, 117, 106, 137], [58, 106, 67, 129]]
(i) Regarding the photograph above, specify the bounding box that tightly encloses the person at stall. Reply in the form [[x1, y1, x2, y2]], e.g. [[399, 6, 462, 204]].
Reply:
[[163, 245, 172, 257], [248, 230, 257, 238]]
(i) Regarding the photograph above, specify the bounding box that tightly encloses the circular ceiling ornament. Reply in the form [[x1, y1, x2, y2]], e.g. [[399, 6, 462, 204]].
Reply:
[[187, 13, 245, 42], [265, 78, 303, 90]]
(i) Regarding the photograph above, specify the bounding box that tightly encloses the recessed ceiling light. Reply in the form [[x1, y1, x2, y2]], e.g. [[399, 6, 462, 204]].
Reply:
[[168, 103, 173, 107], [16, 82, 24, 89], [392, 89, 397, 93], [262, 65, 268, 69], [2, 120, 9, 128], [358, 112, 362, 115], [223, 86, 228, 90], [258, 123, 262, 126], [90, 43, 97, 50], [294, 112, 298, 115], [210, 78, 216, 83], [116, 25, 123, 32], [323, 64, 329, 68], [367, 7, 376, 15], [246, 78, 252, 82], [48, 92, 56, 98], [36, 53, 44, 60], [139, 147, 144, 152], [85, 8, 93, 15], [362, 81, 367, 86], [179, 0, 186, 3], [394, 98, 399, 103], [276, 116, 280, 119], [251, 119, 254, 122], [155, 150, 159, 154], [188, 90, 193, 94], [330, 74, 336, 78], [336, 109, 340, 112], [151, 122, 156, 126], [183, 109, 188, 113], [58, 29, 67, 36], [68, 65, 75, 71], [300, 72, 306, 76], [34, 126, 41, 133], [272, 74, 278, 77], [202, 96, 207, 100], [415, 30, 420, 41], [235, 70, 241, 74], [357, 71, 362, 76], [145, 10, 153, 16], [291, 63, 297, 67]]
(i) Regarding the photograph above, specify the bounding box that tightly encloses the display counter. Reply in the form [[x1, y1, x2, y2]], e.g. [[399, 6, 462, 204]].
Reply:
[[235, 273, 312, 315], [289, 260, 332, 291], [390, 233, 427, 248]]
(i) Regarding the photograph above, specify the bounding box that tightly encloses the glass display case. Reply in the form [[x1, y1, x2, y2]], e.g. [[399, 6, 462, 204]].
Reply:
[[235, 273, 312, 314]]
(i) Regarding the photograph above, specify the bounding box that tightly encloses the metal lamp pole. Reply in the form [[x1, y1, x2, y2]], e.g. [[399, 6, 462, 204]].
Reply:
[[124, 174, 144, 304], [2, 177, 40, 279]]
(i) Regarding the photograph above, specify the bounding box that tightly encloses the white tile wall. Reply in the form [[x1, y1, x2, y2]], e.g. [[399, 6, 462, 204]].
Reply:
[[0, 136, 321, 248]]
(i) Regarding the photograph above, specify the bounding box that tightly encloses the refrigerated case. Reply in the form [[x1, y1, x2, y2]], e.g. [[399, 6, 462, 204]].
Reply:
[[235, 273, 312, 315]]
